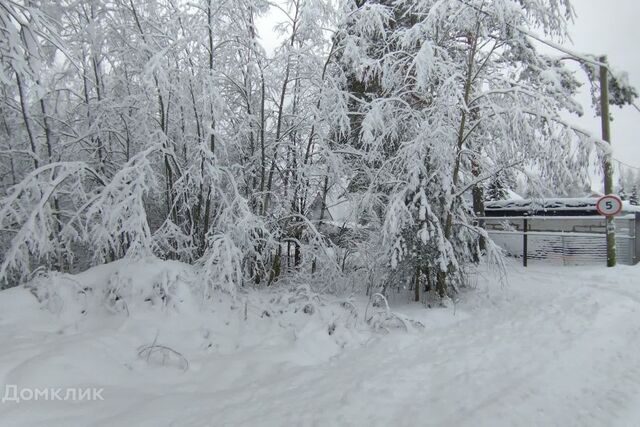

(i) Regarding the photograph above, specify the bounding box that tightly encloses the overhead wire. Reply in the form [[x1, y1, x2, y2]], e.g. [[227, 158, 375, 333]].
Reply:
[[452, 0, 606, 68], [453, 0, 640, 118], [614, 159, 640, 171]]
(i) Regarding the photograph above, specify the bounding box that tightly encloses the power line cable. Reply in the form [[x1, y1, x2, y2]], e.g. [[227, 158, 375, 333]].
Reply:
[[454, 0, 640, 118], [453, 0, 606, 68], [614, 158, 640, 171]]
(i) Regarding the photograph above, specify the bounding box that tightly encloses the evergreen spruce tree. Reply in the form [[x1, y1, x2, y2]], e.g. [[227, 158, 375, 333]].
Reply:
[[486, 174, 509, 202], [630, 186, 639, 206], [618, 178, 628, 200]]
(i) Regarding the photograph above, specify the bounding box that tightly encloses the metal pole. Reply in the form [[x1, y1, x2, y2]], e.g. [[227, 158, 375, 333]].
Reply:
[[635, 213, 640, 265], [599, 55, 616, 267], [523, 218, 528, 267]]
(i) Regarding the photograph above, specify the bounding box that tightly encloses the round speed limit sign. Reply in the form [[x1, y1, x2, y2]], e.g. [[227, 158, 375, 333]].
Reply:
[[596, 195, 623, 216]]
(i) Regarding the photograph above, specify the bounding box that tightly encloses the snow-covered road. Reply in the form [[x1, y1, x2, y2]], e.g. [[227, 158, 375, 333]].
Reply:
[[0, 263, 639, 426]]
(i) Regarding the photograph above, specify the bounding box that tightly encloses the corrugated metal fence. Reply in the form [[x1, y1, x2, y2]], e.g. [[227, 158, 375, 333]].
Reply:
[[483, 215, 638, 266]]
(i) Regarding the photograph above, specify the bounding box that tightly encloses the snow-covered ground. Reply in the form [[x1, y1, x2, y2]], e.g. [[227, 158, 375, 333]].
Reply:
[[0, 260, 639, 426]]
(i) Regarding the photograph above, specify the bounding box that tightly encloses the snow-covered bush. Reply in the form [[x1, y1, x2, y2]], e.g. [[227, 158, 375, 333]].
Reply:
[[26, 258, 201, 318]]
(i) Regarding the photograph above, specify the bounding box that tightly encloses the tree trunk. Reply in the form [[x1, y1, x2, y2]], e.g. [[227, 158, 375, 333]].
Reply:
[[436, 22, 481, 298]]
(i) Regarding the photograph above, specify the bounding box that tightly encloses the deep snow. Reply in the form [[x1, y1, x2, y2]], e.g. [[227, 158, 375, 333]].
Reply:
[[0, 260, 639, 426]]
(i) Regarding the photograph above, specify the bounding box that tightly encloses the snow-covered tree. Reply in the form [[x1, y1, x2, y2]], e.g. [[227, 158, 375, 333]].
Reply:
[[327, 0, 602, 300], [486, 174, 510, 202], [631, 186, 639, 206], [0, 0, 634, 304]]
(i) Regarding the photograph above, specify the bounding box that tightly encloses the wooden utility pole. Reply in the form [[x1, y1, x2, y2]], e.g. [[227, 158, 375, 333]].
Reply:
[[599, 55, 616, 267]]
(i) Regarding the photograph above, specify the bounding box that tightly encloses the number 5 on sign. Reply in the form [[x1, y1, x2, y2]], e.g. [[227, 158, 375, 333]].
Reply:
[[596, 195, 623, 216]]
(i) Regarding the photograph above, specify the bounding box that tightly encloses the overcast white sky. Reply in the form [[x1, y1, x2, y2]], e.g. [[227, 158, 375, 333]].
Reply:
[[258, 1, 640, 178], [565, 0, 640, 174]]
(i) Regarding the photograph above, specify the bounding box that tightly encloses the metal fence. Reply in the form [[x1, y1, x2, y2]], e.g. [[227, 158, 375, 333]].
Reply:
[[482, 214, 639, 266]]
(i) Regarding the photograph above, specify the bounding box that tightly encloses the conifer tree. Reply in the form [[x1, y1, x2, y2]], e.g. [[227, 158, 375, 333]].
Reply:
[[486, 175, 510, 202], [630, 186, 639, 206]]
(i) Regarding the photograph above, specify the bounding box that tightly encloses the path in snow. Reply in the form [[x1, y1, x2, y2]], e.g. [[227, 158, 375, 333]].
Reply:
[[0, 263, 638, 426]]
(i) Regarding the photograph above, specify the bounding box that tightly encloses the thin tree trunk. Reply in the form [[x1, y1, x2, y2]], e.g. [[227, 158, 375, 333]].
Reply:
[[471, 157, 486, 255], [262, 0, 300, 216], [15, 72, 39, 170], [1, 104, 18, 185], [437, 21, 481, 298]]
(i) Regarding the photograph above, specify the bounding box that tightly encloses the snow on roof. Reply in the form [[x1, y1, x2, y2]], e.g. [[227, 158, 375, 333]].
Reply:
[[623, 201, 640, 213], [486, 197, 640, 215], [307, 180, 362, 228], [326, 198, 356, 224], [506, 190, 524, 200], [486, 198, 599, 212]]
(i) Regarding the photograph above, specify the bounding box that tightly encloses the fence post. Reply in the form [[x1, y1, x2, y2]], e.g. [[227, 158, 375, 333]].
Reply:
[[523, 218, 528, 267], [632, 212, 640, 265]]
